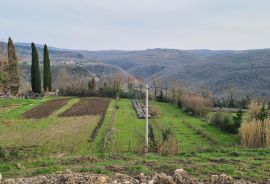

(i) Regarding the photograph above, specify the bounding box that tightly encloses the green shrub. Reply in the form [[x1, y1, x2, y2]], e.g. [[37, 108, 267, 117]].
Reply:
[[148, 124, 157, 152], [0, 146, 6, 159], [0, 146, 20, 160], [232, 110, 244, 133], [148, 123, 179, 155], [9, 147, 19, 159], [210, 112, 240, 133]]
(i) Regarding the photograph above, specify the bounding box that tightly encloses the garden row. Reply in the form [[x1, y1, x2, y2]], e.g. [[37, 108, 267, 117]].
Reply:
[[132, 100, 158, 119], [23, 97, 110, 119]]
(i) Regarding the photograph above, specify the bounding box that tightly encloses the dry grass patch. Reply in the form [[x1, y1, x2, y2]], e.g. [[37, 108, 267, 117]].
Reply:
[[0, 106, 17, 114], [0, 119, 14, 127], [0, 115, 100, 153], [182, 95, 211, 117], [239, 119, 270, 147], [38, 115, 100, 153]]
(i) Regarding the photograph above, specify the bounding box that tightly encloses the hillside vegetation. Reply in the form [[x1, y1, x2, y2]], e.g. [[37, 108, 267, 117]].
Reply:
[[1, 41, 270, 98]]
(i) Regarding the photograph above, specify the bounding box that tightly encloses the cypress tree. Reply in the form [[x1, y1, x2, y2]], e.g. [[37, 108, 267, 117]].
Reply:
[[7, 37, 20, 96], [31, 43, 41, 93], [43, 44, 52, 91], [0, 52, 8, 94]]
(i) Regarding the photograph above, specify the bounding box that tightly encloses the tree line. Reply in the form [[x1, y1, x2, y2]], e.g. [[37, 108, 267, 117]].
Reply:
[[0, 37, 52, 97], [31, 43, 52, 93]]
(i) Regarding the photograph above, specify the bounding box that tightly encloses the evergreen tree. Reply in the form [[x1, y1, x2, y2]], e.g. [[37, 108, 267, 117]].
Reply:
[[31, 43, 41, 93], [232, 110, 243, 133], [256, 105, 268, 122], [7, 37, 20, 96], [43, 44, 52, 91], [0, 51, 8, 94]]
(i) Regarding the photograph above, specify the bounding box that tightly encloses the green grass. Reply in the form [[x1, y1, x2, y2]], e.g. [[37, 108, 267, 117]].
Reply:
[[101, 100, 239, 152], [93, 99, 116, 151], [0, 98, 38, 107], [0, 96, 61, 107], [0, 96, 61, 119], [0, 149, 269, 181], [153, 101, 239, 147], [0, 97, 269, 182], [107, 99, 145, 152]]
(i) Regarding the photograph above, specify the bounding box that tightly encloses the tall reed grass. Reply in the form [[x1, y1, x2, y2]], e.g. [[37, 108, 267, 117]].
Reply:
[[239, 119, 270, 147]]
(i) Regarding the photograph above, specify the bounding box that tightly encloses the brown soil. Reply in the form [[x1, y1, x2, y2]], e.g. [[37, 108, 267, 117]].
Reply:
[[59, 97, 111, 142], [60, 97, 110, 117], [23, 99, 69, 119]]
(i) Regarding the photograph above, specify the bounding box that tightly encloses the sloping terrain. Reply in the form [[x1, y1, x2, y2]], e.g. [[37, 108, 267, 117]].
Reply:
[[87, 48, 270, 98], [0, 97, 269, 182], [1, 41, 270, 97], [0, 42, 130, 86]]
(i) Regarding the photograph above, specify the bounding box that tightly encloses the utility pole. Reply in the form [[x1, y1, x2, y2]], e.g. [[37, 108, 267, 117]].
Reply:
[[145, 84, 149, 153]]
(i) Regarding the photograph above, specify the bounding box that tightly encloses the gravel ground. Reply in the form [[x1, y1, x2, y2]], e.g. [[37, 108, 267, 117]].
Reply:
[[0, 169, 261, 184]]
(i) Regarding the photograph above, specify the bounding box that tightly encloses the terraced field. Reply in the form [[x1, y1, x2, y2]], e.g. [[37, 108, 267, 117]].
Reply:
[[0, 97, 110, 154], [60, 97, 110, 117], [0, 97, 269, 182], [23, 98, 70, 119]]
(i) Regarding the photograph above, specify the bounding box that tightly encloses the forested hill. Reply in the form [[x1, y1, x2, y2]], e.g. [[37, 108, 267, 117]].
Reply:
[[92, 48, 270, 98], [1, 41, 270, 98]]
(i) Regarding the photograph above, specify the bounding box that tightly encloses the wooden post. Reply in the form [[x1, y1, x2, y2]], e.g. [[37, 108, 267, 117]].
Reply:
[[145, 84, 149, 153]]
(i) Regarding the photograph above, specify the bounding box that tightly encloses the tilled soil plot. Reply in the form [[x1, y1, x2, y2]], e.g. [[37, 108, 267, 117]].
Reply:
[[23, 99, 69, 119], [59, 97, 110, 142], [60, 97, 110, 117]]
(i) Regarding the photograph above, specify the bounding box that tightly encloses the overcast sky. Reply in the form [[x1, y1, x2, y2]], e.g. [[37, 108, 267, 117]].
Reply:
[[0, 0, 269, 50]]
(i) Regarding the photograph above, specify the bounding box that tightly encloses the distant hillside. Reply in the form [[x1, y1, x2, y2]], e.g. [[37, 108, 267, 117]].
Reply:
[[1, 41, 270, 98], [80, 48, 270, 98], [0, 41, 130, 84]]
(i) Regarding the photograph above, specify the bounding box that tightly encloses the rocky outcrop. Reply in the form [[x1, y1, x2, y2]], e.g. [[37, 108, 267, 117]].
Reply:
[[0, 169, 258, 184]]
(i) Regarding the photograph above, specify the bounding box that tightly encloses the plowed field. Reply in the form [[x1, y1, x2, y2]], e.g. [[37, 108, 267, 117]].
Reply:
[[60, 97, 110, 117], [23, 99, 69, 119]]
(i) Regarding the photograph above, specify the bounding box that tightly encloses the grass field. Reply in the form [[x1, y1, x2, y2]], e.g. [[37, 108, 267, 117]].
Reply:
[[0, 97, 99, 154], [99, 99, 238, 152], [0, 97, 269, 182]]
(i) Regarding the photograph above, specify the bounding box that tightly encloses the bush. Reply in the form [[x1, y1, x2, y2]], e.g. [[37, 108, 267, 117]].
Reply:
[[148, 124, 157, 152], [0, 146, 20, 160], [247, 100, 269, 121], [182, 95, 211, 117], [232, 110, 244, 133], [0, 146, 6, 159], [148, 123, 179, 155], [213, 96, 250, 109], [9, 147, 19, 159], [210, 112, 224, 127], [239, 119, 270, 148], [210, 112, 240, 133]]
